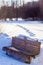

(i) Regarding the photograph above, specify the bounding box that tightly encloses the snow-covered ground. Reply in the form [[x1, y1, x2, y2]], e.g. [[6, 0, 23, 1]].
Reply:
[[0, 20, 43, 65]]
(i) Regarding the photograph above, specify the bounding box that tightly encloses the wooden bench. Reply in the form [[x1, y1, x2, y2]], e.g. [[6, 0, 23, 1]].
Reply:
[[2, 37, 41, 64]]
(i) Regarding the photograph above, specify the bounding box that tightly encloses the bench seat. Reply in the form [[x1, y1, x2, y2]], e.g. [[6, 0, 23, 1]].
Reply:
[[2, 46, 31, 63]]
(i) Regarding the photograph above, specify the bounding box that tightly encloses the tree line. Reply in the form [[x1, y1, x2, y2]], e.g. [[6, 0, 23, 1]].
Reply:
[[0, 1, 43, 20]]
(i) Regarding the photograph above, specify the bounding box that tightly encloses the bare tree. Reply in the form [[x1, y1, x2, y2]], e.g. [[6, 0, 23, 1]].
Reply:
[[2, 0, 5, 6], [23, 0, 25, 7], [15, 0, 18, 20], [20, 0, 21, 6]]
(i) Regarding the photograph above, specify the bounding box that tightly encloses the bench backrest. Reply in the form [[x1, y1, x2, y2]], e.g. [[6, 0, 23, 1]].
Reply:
[[12, 37, 41, 54]]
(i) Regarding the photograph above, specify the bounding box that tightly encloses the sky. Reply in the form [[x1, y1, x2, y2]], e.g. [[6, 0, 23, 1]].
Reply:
[[0, 0, 39, 6]]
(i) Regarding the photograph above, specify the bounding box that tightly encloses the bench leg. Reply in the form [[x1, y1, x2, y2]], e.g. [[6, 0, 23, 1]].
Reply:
[[25, 56, 31, 64], [31, 55, 35, 58]]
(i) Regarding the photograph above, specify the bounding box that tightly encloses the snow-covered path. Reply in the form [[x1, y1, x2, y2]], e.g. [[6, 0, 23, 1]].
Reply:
[[0, 21, 43, 65]]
